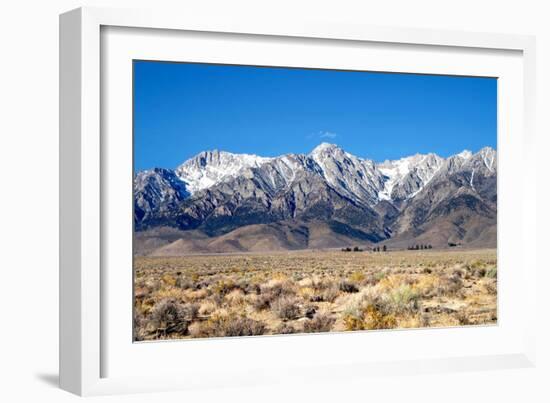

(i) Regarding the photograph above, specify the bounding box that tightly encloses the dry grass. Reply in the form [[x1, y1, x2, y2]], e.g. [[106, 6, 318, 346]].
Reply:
[[134, 248, 497, 340]]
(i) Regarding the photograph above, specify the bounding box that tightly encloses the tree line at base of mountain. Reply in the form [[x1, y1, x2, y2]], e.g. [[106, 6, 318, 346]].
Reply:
[[341, 246, 364, 252], [341, 245, 389, 252], [341, 244, 438, 253], [407, 244, 433, 250]]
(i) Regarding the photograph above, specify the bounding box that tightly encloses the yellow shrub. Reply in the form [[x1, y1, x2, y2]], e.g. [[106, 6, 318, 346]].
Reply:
[[363, 305, 397, 330], [397, 314, 423, 329], [348, 271, 366, 284], [271, 272, 289, 281], [224, 289, 246, 306], [198, 299, 217, 316], [343, 304, 397, 331], [212, 279, 236, 296], [298, 278, 314, 288], [414, 274, 441, 296], [378, 274, 408, 291], [467, 260, 485, 270], [161, 274, 177, 287], [138, 298, 156, 315], [153, 286, 186, 301], [182, 288, 208, 302], [343, 313, 365, 331], [298, 286, 315, 299], [250, 274, 266, 284]]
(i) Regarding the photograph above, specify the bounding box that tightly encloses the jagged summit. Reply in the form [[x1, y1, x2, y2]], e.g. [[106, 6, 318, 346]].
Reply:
[[456, 149, 473, 160], [310, 142, 343, 155], [174, 149, 271, 193], [137, 143, 496, 209]]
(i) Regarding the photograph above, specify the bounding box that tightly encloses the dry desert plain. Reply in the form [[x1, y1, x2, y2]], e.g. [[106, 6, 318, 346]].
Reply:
[[133, 248, 497, 341]]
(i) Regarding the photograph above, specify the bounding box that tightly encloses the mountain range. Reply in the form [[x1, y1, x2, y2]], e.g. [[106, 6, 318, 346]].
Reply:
[[134, 143, 497, 255]]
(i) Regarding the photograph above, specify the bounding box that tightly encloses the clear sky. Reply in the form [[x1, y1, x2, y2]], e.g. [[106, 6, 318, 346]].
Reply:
[[134, 61, 496, 171]]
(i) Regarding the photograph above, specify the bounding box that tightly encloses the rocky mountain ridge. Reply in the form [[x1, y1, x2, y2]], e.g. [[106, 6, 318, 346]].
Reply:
[[134, 143, 497, 254]]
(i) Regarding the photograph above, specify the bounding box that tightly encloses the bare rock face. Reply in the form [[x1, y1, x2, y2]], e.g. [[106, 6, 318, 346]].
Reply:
[[378, 153, 445, 203], [134, 143, 497, 252], [389, 147, 497, 247], [134, 168, 189, 223], [309, 143, 385, 206]]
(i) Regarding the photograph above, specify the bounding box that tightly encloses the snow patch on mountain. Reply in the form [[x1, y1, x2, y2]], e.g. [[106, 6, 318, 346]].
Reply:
[[378, 157, 414, 200], [175, 150, 272, 193], [480, 147, 495, 172], [378, 153, 444, 201]]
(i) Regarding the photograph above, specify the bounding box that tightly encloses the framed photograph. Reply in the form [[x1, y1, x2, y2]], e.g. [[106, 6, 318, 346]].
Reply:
[[60, 7, 537, 396]]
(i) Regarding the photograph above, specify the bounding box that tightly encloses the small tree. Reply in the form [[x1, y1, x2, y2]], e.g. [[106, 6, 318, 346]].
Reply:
[[382, 245, 387, 252]]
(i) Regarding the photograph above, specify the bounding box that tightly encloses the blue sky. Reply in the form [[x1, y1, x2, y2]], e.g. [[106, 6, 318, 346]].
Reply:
[[134, 61, 496, 171]]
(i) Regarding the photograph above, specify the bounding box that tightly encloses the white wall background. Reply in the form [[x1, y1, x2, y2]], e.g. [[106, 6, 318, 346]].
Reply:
[[0, 0, 548, 401]]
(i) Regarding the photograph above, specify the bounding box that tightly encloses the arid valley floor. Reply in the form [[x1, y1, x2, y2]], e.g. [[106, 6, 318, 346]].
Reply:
[[133, 248, 497, 341]]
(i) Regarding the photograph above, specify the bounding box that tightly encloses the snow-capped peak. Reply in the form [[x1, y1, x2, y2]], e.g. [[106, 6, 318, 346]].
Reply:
[[308, 143, 385, 206], [456, 149, 473, 160], [175, 149, 272, 193], [310, 142, 344, 157], [377, 153, 444, 201]]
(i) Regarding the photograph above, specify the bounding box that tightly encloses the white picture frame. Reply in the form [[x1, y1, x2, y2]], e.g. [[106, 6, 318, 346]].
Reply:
[[59, 6, 537, 396]]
